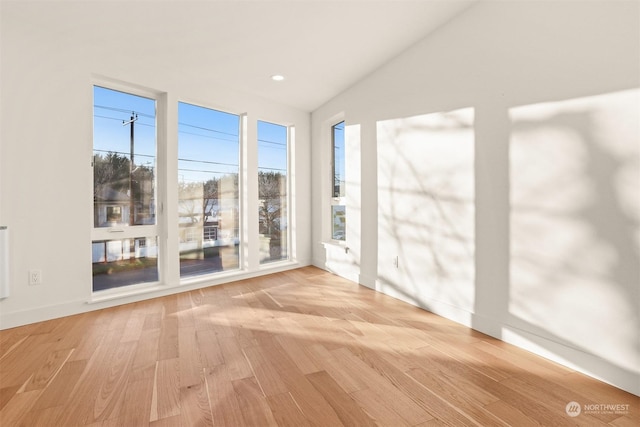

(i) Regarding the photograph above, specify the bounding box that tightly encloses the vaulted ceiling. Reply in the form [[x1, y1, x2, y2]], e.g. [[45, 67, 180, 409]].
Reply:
[[3, 0, 476, 111]]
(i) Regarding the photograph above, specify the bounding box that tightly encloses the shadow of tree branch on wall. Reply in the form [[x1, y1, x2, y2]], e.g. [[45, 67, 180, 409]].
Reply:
[[377, 107, 475, 318], [509, 89, 640, 379]]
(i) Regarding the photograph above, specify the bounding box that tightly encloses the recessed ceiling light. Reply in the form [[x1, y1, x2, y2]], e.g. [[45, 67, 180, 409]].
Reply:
[[271, 75, 285, 82]]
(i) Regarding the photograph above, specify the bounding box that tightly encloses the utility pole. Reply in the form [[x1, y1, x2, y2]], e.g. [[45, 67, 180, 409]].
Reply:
[[123, 112, 138, 261]]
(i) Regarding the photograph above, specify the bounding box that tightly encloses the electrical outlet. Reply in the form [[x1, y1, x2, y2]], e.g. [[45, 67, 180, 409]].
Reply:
[[29, 269, 42, 285]]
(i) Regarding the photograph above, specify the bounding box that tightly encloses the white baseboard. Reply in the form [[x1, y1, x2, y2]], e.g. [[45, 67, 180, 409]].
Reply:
[[0, 260, 311, 330], [498, 324, 640, 397], [375, 279, 474, 328], [374, 278, 639, 397], [358, 273, 377, 289]]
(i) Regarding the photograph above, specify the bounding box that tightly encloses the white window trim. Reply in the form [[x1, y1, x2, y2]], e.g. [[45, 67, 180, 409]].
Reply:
[[90, 78, 166, 298], [330, 119, 346, 243], [175, 100, 245, 282], [256, 119, 293, 267]]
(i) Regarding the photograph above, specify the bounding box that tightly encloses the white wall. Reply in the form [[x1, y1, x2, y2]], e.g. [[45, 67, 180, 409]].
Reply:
[[311, 0, 639, 395], [0, 2, 311, 328]]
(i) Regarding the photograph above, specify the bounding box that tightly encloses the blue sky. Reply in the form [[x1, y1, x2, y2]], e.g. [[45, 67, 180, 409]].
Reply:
[[93, 86, 288, 185], [93, 86, 156, 165], [177, 101, 239, 183], [258, 120, 287, 173], [333, 121, 345, 189]]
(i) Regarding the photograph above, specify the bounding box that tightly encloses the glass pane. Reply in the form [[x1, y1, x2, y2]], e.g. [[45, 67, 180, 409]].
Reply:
[[92, 237, 158, 291], [332, 205, 346, 241], [93, 86, 156, 228], [178, 102, 240, 278], [332, 121, 345, 198], [258, 121, 288, 264]]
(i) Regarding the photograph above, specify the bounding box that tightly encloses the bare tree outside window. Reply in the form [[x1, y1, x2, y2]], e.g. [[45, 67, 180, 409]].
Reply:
[[258, 121, 288, 263]]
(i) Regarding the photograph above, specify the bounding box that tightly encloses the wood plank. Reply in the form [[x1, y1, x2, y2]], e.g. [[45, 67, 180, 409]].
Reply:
[[67, 313, 110, 363], [350, 388, 412, 426], [348, 343, 504, 427], [610, 415, 640, 427], [195, 329, 224, 368], [474, 339, 574, 378], [253, 335, 346, 427], [157, 316, 179, 361], [0, 331, 30, 361], [55, 329, 123, 426], [400, 344, 501, 407], [306, 370, 377, 427], [0, 385, 20, 412], [0, 389, 41, 426], [33, 359, 87, 410], [217, 335, 253, 380], [132, 328, 160, 374], [107, 304, 134, 332], [241, 344, 288, 396], [13, 402, 66, 427], [561, 372, 640, 423], [180, 376, 213, 427], [232, 376, 278, 427], [305, 343, 369, 393], [115, 371, 155, 427], [149, 414, 181, 427], [204, 364, 244, 427], [22, 348, 74, 392], [120, 313, 146, 343], [331, 347, 433, 425], [143, 312, 162, 331], [428, 337, 513, 382], [0, 267, 636, 426], [178, 327, 204, 387], [275, 366, 345, 427], [500, 374, 619, 424], [152, 358, 180, 421], [266, 392, 311, 427], [92, 340, 137, 422], [176, 292, 195, 329], [0, 333, 55, 388], [405, 367, 506, 427], [275, 335, 321, 375], [483, 400, 546, 427]]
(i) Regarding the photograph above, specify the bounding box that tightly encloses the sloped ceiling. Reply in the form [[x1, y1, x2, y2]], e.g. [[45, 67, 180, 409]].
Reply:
[[2, 0, 476, 111]]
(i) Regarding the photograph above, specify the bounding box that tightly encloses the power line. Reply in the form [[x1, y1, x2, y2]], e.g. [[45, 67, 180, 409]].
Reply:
[[178, 167, 236, 175], [178, 121, 239, 138], [258, 144, 286, 151], [257, 138, 286, 146], [179, 158, 238, 168], [178, 129, 239, 144], [94, 104, 155, 119], [94, 149, 240, 169], [93, 149, 156, 159], [95, 106, 285, 148], [94, 114, 155, 128]]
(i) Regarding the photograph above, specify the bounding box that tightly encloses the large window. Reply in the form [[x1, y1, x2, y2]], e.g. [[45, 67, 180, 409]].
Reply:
[[331, 121, 345, 240], [178, 102, 240, 278], [91, 84, 300, 292], [92, 86, 159, 291], [258, 121, 288, 263]]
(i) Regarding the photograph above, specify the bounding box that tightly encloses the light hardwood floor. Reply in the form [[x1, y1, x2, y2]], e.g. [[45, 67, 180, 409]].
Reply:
[[0, 266, 637, 426]]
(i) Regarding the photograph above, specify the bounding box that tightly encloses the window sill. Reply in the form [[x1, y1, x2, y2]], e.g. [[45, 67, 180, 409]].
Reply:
[[87, 261, 304, 306], [322, 240, 350, 253], [258, 259, 298, 271], [88, 281, 164, 304], [179, 268, 244, 287]]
